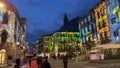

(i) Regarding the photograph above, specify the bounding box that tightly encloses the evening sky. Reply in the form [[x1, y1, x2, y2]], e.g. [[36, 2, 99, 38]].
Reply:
[[8, 0, 100, 44]]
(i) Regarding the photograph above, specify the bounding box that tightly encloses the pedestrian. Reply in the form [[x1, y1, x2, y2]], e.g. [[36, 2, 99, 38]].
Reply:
[[58, 53, 60, 60], [41, 56, 51, 68], [62, 55, 68, 68], [20, 56, 24, 66], [28, 56, 32, 66], [36, 56, 42, 68], [14, 57, 20, 68]]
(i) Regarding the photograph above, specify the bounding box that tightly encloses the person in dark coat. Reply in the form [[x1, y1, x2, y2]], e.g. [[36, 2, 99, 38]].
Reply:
[[28, 57, 32, 66], [40, 57, 51, 68], [62, 55, 68, 68], [36, 56, 42, 68], [14, 57, 20, 68]]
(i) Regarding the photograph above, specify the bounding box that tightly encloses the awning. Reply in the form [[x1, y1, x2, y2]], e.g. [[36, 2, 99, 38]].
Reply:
[[95, 44, 120, 49], [89, 50, 99, 53], [102, 45, 120, 49]]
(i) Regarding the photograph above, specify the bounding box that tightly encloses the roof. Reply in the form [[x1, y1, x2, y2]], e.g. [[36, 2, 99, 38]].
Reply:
[[1, 1, 17, 13], [57, 16, 81, 32]]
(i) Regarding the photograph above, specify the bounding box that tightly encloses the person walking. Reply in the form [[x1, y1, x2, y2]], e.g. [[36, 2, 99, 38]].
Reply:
[[36, 56, 42, 68], [40, 57, 51, 68], [28, 57, 32, 66], [62, 55, 68, 68], [14, 57, 20, 68]]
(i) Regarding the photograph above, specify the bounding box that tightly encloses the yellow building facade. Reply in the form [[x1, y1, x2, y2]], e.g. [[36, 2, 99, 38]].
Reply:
[[94, 1, 110, 44]]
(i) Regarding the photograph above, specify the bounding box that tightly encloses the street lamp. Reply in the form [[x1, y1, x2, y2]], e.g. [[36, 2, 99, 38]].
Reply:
[[16, 42, 19, 45], [0, 3, 4, 7], [16, 42, 20, 57], [97, 34, 100, 45], [76, 43, 80, 62]]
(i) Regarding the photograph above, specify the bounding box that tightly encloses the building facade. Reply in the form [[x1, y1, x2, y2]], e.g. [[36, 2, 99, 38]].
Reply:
[[93, 1, 111, 44], [36, 37, 44, 54], [79, 10, 96, 50], [0, 0, 26, 64], [78, 0, 120, 48], [105, 0, 120, 43], [43, 34, 53, 53], [42, 14, 80, 54]]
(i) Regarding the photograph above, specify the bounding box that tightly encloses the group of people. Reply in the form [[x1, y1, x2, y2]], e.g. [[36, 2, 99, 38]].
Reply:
[[36, 56, 51, 68], [14, 56, 51, 68], [14, 55, 68, 68]]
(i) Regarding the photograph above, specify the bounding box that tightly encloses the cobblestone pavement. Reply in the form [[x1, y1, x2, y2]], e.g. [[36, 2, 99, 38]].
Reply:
[[0, 59, 120, 68]]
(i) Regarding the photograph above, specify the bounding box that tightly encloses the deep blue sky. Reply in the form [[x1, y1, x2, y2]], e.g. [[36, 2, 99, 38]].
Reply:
[[8, 0, 100, 44]]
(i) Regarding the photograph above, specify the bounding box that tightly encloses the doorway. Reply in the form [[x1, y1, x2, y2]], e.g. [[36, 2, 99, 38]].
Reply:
[[0, 49, 7, 64]]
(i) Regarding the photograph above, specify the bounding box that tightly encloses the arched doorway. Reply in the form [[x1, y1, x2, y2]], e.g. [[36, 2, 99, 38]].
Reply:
[[0, 49, 7, 64]]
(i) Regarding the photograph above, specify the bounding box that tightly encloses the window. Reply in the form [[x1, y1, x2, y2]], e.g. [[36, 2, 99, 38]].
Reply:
[[84, 28, 86, 34], [116, 31, 119, 36], [98, 22, 101, 29], [87, 27, 89, 32], [88, 37, 91, 41], [3, 11, 8, 24], [100, 33, 103, 41], [101, 10, 104, 16], [102, 20, 106, 27], [84, 19, 87, 23], [97, 12, 100, 19], [114, 31, 119, 37], [92, 14, 94, 19], [104, 32, 108, 40], [88, 15, 90, 21], [119, 0, 120, 8], [90, 15, 93, 19], [91, 24, 94, 32], [111, 17, 116, 24], [1, 30, 8, 43], [87, 19, 89, 25], [101, 10, 106, 16]]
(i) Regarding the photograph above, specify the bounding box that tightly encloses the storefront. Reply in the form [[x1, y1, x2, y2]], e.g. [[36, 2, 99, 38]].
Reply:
[[0, 49, 7, 64], [89, 44, 120, 60]]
